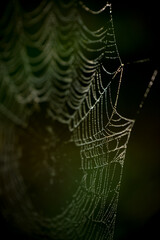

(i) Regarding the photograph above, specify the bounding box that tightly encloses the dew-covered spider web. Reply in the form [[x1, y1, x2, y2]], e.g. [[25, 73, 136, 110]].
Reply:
[[0, 0, 152, 239]]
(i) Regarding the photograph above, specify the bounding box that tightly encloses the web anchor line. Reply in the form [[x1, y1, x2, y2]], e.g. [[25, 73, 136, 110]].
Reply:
[[137, 69, 158, 114]]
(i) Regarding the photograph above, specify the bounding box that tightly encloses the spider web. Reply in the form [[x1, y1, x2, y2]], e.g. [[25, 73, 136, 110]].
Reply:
[[0, 1, 136, 239]]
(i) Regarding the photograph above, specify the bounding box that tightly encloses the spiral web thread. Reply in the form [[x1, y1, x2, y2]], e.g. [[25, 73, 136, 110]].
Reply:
[[0, 1, 135, 239]]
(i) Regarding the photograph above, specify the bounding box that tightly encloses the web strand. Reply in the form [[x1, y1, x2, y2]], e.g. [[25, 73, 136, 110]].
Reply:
[[137, 69, 158, 114]]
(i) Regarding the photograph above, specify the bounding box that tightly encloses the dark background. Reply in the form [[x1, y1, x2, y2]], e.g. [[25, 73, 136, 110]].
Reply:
[[0, 1, 160, 239], [112, 1, 160, 240]]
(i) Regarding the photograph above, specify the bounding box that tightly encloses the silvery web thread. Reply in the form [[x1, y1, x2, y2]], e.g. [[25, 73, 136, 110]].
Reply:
[[0, 1, 136, 239]]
